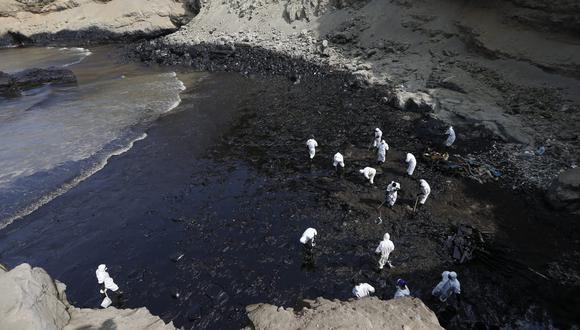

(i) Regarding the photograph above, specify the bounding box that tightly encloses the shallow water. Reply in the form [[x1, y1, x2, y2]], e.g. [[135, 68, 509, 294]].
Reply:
[[0, 46, 190, 227]]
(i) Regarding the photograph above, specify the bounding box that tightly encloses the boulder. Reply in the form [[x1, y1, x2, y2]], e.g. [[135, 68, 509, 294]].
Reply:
[[0, 264, 176, 330], [389, 87, 437, 112], [243, 297, 443, 330], [0, 0, 191, 45], [0, 263, 71, 330], [0, 68, 76, 97], [11, 68, 77, 88], [547, 167, 580, 214]]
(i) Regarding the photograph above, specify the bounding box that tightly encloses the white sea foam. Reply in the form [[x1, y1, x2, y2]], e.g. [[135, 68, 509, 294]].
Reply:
[[61, 47, 92, 67], [0, 133, 148, 230]]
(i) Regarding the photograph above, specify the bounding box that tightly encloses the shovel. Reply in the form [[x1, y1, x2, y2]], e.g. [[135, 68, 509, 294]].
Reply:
[[413, 196, 419, 213], [376, 201, 386, 224]]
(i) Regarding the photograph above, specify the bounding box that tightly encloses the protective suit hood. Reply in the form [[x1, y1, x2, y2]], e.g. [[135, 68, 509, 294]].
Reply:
[[449, 271, 458, 279], [383, 233, 390, 241], [441, 271, 450, 280]]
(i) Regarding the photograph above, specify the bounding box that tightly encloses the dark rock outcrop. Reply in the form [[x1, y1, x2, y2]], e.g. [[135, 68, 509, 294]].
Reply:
[[0, 68, 76, 97], [547, 168, 580, 214]]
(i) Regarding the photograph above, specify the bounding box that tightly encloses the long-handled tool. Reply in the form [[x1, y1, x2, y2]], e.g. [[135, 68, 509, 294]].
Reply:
[[413, 196, 419, 213], [376, 200, 386, 224]]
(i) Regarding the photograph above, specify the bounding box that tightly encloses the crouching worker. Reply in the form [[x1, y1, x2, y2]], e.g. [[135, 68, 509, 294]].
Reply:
[[300, 227, 317, 250], [432, 271, 461, 303], [394, 279, 410, 299]]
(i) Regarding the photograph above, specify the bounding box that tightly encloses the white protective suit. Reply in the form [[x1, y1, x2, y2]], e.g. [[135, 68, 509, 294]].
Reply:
[[300, 228, 317, 246], [352, 283, 375, 298], [444, 126, 456, 147], [373, 128, 383, 148], [432, 271, 450, 297], [377, 140, 389, 163], [419, 179, 431, 205], [96, 264, 109, 284], [386, 181, 401, 207], [104, 276, 119, 292], [438, 271, 460, 302], [359, 167, 377, 184], [394, 286, 410, 299], [306, 138, 318, 159], [375, 233, 395, 269], [406, 153, 417, 176], [333, 152, 345, 168]]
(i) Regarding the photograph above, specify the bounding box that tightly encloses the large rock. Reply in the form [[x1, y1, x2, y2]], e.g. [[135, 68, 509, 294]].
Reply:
[[0, 264, 70, 330], [243, 297, 443, 330], [547, 168, 580, 214], [388, 87, 437, 112], [0, 0, 192, 45], [0, 68, 77, 97], [0, 264, 175, 330]]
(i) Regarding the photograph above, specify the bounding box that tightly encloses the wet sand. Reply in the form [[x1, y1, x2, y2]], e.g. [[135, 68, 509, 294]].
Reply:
[[0, 71, 579, 329]]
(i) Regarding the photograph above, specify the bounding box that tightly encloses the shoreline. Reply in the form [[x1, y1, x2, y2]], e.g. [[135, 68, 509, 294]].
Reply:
[[1, 0, 580, 328]]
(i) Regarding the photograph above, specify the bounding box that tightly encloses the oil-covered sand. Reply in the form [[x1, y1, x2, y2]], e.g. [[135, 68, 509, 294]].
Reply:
[[0, 70, 578, 329]]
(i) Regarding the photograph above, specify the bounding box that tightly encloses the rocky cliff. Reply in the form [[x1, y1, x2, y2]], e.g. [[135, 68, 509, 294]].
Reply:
[[0, 264, 175, 330], [243, 297, 443, 330], [0, 0, 193, 45]]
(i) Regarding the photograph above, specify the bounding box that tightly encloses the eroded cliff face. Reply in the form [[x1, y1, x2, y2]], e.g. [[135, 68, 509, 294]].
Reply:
[[243, 297, 444, 330], [0, 264, 175, 330]]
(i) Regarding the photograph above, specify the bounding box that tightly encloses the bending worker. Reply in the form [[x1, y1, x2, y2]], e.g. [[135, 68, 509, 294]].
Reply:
[[418, 179, 431, 207], [333, 152, 345, 174], [353, 283, 375, 299], [444, 126, 456, 147], [300, 227, 317, 248], [359, 167, 377, 184], [375, 232, 395, 269]]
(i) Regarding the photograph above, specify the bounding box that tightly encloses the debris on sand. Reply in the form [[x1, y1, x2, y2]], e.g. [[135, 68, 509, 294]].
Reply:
[[445, 224, 485, 264]]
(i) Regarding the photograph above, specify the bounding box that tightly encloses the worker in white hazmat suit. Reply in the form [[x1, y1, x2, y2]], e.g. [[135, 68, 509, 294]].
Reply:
[[444, 126, 456, 147], [306, 136, 318, 159], [377, 140, 389, 164], [96, 264, 121, 308], [300, 227, 317, 248], [333, 152, 345, 175], [352, 283, 375, 299], [375, 233, 395, 269], [373, 128, 383, 148], [96, 264, 109, 288], [394, 279, 410, 299], [386, 181, 401, 207], [418, 179, 431, 207], [432, 271, 450, 297], [405, 153, 416, 176], [359, 167, 377, 184], [432, 271, 461, 302]]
